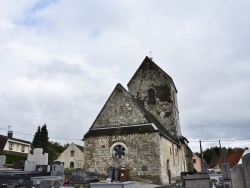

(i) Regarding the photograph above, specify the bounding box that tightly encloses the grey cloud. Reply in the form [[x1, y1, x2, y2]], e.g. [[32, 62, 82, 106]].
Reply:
[[1, 1, 250, 151]]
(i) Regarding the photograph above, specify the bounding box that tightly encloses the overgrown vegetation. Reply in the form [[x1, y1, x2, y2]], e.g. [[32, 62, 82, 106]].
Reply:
[[0, 152, 26, 165]]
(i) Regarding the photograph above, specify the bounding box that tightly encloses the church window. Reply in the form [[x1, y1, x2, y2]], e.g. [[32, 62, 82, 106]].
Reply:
[[110, 142, 128, 160], [148, 89, 156, 105], [114, 144, 126, 158], [193, 159, 196, 163]]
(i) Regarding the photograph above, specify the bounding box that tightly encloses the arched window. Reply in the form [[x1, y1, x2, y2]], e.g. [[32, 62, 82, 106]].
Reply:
[[148, 89, 156, 105]]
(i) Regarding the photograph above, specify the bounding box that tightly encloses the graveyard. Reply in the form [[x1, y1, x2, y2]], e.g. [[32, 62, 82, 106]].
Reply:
[[0, 148, 67, 187], [1, 147, 250, 187]]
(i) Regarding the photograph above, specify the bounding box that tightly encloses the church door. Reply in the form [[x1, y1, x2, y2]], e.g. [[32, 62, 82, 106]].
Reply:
[[167, 160, 171, 184]]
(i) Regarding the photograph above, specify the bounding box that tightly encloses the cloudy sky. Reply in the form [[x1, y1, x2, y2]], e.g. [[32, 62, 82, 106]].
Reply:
[[0, 0, 250, 152]]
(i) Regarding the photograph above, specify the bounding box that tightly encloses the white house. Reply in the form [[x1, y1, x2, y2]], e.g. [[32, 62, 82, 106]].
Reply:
[[0, 131, 31, 157], [57, 142, 84, 169]]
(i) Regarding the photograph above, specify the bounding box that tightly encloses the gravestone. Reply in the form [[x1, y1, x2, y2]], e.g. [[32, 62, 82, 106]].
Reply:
[[231, 164, 246, 188], [182, 174, 210, 188], [24, 160, 36, 171], [0, 155, 6, 167], [28, 148, 48, 165], [243, 153, 250, 188], [22, 180, 33, 188], [39, 180, 52, 188], [221, 163, 233, 188], [51, 164, 64, 176]]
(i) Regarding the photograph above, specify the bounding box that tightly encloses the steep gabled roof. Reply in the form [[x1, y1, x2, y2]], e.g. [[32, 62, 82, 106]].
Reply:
[[208, 156, 220, 168], [75, 144, 84, 152], [83, 83, 178, 144], [217, 150, 245, 168], [127, 56, 177, 92]]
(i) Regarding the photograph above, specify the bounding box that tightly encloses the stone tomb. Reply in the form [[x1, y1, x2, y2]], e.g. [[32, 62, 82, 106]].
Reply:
[[70, 170, 98, 183], [0, 155, 6, 167], [26, 148, 50, 172], [28, 148, 48, 165], [51, 164, 64, 176], [90, 181, 135, 188], [24, 160, 36, 172]]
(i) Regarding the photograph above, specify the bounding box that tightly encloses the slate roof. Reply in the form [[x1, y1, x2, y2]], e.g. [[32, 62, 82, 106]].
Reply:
[[83, 83, 179, 144], [208, 156, 220, 168], [127, 56, 178, 92], [75, 144, 84, 152]]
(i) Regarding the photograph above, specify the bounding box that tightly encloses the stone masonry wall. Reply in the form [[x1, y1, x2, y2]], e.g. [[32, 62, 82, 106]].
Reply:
[[160, 136, 186, 184], [84, 133, 163, 184], [127, 61, 181, 137], [92, 85, 148, 128]]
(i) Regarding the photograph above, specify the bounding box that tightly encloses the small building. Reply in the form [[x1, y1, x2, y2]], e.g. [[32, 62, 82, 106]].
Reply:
[[57, 143, 84, 169], [0, 131, 31, 157], [193, 153, 203, 172]]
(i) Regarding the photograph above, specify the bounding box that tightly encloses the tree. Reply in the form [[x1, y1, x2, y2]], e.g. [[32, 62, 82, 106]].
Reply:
[[32, 124, 69, 163], [40, 124, 49, 153], [32, 126, 41, 148], [48, 141, 68, 161], [32, 124, 49, 154]]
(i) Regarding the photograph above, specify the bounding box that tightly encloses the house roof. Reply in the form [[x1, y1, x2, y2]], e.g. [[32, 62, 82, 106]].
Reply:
[[127, 56, 177, 92], [0, 134, 31, 148], [218, 150, 244, 168], [83, 83, 179, 144], [208, 156, 220, 168], [75, 144, 84, 152]]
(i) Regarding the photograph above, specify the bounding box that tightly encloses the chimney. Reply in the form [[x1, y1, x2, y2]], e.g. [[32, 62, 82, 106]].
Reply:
[[7, 131, 13, 138]]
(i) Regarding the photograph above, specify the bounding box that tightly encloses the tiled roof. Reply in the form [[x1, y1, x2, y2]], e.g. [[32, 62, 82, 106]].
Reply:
[[217, 150, 245, 168]]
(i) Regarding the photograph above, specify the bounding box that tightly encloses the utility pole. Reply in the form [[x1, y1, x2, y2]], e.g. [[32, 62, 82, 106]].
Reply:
[[199, 140, 204, 172], [219, 140, 222, 156]]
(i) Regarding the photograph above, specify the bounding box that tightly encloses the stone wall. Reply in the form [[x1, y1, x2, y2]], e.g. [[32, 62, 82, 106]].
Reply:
[[92, 85, 148, 128], [127, 59, 181, 137], [84, 133, 163, 184], [160, 136, 187, 184]]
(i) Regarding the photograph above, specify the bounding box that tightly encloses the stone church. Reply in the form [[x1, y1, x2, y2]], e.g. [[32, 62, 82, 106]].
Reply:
[[83, 56, 193, 185]]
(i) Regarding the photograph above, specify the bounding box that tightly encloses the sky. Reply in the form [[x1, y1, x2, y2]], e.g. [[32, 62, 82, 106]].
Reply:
[[0, 0, 250, 152]]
